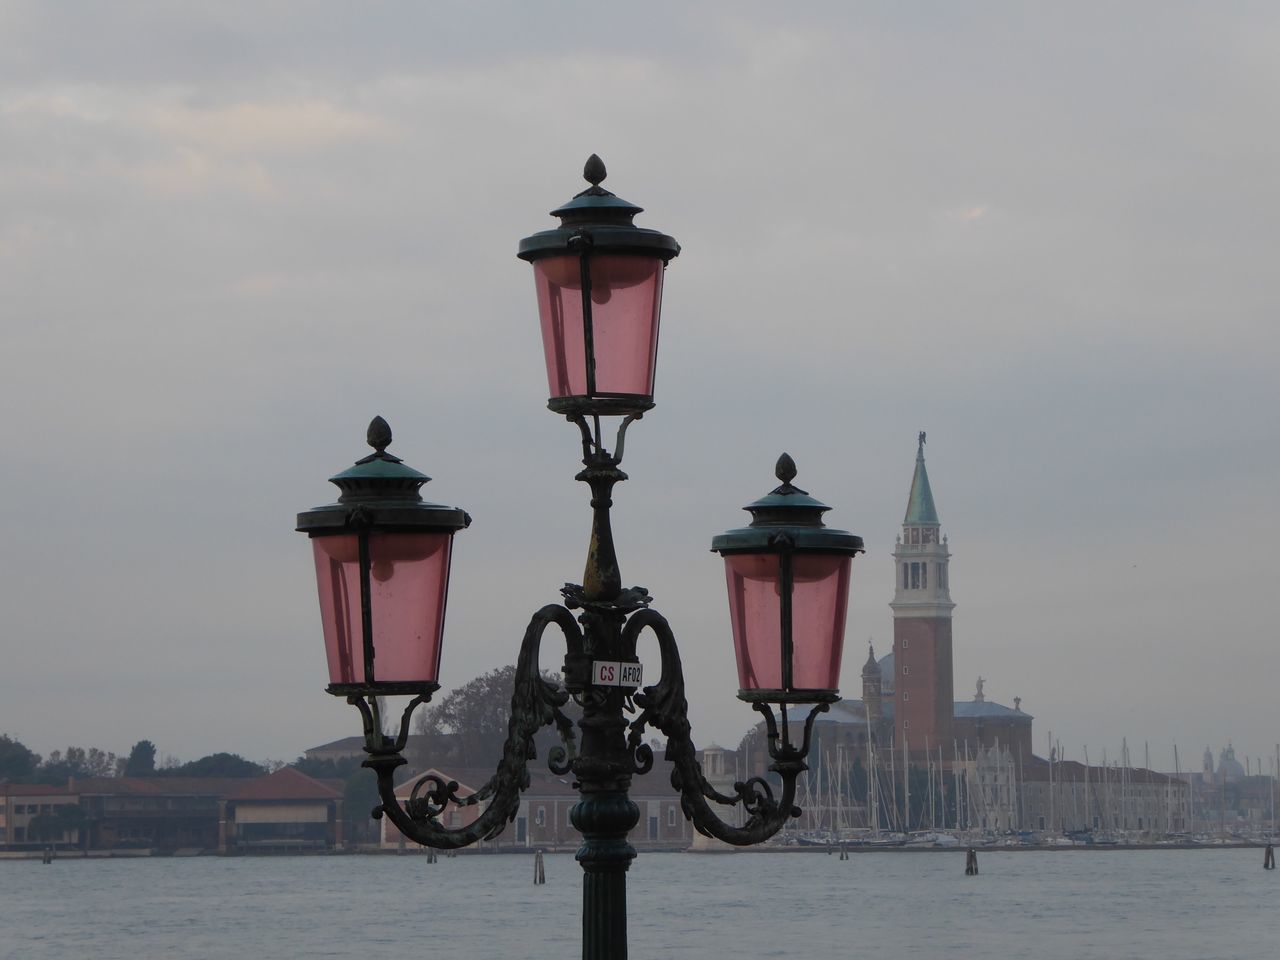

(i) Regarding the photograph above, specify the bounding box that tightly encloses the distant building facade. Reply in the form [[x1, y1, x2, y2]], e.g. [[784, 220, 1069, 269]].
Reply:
[[1, 769, 345, 855]]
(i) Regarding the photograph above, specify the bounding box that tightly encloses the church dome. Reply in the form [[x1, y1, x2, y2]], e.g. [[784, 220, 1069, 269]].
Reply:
[[1217, 744, 1245, 781]]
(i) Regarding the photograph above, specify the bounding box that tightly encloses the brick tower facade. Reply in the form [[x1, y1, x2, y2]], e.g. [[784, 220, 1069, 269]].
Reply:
[[891, 433, 955, 762]]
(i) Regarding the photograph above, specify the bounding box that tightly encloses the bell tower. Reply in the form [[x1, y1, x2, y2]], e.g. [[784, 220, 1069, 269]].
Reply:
[[891, 432, 955, 761]]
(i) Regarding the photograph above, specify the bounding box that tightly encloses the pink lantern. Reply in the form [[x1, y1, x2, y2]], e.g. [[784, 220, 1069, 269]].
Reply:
[[712, 455, 863, 703], [518, 155, 679, 417], [297, 417, 470, 696]]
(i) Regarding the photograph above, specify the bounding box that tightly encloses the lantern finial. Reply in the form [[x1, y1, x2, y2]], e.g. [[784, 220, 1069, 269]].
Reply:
[[367, 416, 393, 455], [775, 453, 797, 486], [583, 153, 607, 188]]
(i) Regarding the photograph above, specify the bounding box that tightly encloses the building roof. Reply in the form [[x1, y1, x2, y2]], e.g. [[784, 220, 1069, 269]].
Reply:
[[1021, 755, 1180, 786], [303, 736, 367, 758], [0, 782, 73, 797], [953, 700, 1033, 721], [224, 767, 343, 802], [904, 432, 940, 525], [73, 776, 251, 797], [826, 699, 895, 723]]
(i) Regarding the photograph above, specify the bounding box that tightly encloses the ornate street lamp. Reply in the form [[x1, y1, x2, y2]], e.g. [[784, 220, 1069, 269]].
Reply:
[[296, 156, 864, 960], [517, 152, 680, 419], [296, 415, 470, 701]]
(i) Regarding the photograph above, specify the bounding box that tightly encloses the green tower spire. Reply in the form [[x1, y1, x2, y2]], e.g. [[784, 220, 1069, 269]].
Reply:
[[903, 431, 939, 524]]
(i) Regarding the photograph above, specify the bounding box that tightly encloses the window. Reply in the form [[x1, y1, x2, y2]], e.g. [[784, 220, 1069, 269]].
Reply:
[[910, 528, 920, 544], [910, 563, 919, 589], [535, 806, 546, 827], [1038, 816, 1045, 830], [938, 564, 946, 589], [920, 563, 927, 589], [902, 638, 908, 650], [667, 807, 677, 827], [902, 665, 909, 676], [903, 564, 910, 589], [903, 691, 909, 701]]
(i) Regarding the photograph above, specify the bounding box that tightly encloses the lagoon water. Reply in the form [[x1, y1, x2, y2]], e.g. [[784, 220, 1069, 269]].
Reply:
[[0, 849, 1274, 960]]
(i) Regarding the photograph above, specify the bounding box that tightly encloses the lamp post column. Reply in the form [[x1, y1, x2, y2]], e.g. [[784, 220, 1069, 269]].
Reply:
[[572, 675, 638, 960], [567, 454, 641, 960]]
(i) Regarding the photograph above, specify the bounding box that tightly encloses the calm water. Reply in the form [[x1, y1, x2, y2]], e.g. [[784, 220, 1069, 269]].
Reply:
[[0, 849, 1274, 959]]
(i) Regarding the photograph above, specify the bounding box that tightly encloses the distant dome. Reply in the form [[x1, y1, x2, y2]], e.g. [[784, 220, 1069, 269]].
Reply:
[[1217, 744, 1245, 781]]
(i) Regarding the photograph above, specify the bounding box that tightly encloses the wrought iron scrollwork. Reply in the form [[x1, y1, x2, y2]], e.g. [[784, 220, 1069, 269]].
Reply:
[[624, 608, 827, 846], [356, 604, 582, 849]]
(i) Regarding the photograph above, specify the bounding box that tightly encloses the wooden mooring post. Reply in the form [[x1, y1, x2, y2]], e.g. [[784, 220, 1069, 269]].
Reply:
[[534, 849, 546, 885], [964, 848, 979, 876], [1265, 843, 1275, 870]]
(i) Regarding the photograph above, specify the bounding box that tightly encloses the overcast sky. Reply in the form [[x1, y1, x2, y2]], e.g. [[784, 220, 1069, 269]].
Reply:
[[2, 2, 1277, 775]]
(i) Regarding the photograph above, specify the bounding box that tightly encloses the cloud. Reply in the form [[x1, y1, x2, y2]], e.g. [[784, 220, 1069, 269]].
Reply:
[[1, 3, 1278, 769], [144, 100, 398, 153]]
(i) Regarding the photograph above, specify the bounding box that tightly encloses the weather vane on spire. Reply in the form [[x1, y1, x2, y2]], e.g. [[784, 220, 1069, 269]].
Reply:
[[918, 431, 926, 448]]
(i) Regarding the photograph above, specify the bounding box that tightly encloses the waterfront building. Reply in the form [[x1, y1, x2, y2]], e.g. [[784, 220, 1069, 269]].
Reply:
[[1, 770, 346, 855], [1020, 756, 1189, 836], [0, 783, 80, 850], [218, 767, 345, 853]]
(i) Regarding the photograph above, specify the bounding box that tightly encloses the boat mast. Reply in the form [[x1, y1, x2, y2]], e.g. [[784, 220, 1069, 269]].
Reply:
[[1084, 745, 1091, 831], [902, 732, 910, 833], [864, 705, 877, 834], [889, 731, 898, 833], [938, 743, 945, 831], [1047, 731, 1054, 836]]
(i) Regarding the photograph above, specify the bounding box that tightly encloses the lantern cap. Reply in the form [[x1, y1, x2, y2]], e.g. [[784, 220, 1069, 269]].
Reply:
[[517, 154, 680, 262], [296, 416, 472, 535], [711, 454, 864, 555]]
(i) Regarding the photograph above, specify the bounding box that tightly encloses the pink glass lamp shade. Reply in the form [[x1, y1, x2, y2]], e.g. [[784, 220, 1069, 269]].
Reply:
[[723, 552, 852, 696], [518, 154, 679, 417], [312, 531, 453, 689], [297, 416, 471, 697], [711, 455, 863, 704], [532, 254, 665, 404]]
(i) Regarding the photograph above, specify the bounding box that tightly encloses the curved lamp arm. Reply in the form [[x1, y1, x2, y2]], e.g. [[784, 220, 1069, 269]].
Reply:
[[624, 608, 828, 846], [357, 604, 583, 849]]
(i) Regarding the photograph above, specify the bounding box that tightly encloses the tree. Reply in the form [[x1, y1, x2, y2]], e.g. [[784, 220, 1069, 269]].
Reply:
[[154, 753, 264, 778], [0, 734, 40, 781], [410, 665, 573, 770], [123, 740, 157, 776], [30, 746, 119, 784], [292, 755, 382, 845]]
